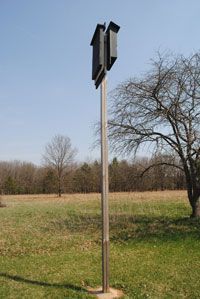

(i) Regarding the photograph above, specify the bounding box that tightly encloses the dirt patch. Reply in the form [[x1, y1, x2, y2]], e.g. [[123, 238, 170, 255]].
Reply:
[[88, 287, 124, 299], [0, 202, 6, 208]]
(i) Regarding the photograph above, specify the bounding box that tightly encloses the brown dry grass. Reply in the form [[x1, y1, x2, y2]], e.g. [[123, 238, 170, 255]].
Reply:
[[2, 190, 188, 204]]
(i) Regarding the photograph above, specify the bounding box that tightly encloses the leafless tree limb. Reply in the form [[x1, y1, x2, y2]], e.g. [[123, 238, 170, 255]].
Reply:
[[109, 52, 200, 217], [43, 135, 77, 197]]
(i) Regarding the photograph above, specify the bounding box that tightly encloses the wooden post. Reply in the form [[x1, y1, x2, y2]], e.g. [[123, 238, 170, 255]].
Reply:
[[91, 21, 120, 295], [101, 74, 109, 293]]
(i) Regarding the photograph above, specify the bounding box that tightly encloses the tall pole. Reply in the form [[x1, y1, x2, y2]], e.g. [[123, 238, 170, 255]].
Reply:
[[91, 21, 119, 295], [101, 72, 109, 293]]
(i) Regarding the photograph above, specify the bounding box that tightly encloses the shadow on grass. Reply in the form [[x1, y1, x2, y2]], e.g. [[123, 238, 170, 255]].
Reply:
[[51, 213, 200, 242], [0, 272, 86, 293]]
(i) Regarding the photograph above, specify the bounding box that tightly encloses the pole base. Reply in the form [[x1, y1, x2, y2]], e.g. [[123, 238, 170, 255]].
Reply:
[[88, 287, 124, 298]]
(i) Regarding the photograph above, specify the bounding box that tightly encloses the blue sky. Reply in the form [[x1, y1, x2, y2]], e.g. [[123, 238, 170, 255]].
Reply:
[[0, 0, 200, 165]]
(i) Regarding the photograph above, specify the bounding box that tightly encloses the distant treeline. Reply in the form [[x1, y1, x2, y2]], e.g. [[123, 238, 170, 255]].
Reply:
[[0, 155, 186, 195]]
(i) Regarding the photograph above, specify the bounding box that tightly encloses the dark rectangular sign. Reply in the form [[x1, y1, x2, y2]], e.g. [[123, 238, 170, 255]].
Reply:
[[106, 22, 120, 71], [90, 21, 120, 89], [90, 24, 105, 81]]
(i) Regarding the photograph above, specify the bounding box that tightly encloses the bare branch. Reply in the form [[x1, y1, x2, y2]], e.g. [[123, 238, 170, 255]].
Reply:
[[140, 162, 184, 177], [108, 51, 200, 216], [43, 135, 77, 196]]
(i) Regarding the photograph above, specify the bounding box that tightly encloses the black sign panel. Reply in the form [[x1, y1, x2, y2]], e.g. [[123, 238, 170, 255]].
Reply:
[[90, 21, 120, 89], [90, 24, 105, 81], [106, 21, 120, 71]]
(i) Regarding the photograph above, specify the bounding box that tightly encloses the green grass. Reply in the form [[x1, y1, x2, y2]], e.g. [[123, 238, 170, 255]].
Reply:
[[0, 191, 200, 298]]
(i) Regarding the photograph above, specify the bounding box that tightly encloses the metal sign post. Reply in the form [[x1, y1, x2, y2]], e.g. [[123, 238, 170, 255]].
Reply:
[[101, 74, 109, 293], [90, 21, 120, 294]]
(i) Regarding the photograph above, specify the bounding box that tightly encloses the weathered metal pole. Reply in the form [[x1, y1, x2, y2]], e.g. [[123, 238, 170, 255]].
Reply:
[[101, 72, 109, 293], [90, 21, 120, 295]]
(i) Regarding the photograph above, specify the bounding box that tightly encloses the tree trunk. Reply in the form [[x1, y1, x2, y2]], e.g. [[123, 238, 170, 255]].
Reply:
[[185, 173, 200, 218], [190, 196, 200, 218], [58, 176, 62, 197]]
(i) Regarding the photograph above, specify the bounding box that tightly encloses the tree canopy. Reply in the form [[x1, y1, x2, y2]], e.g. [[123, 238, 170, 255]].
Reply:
[[43, 135, 77, 197], [109, 52, 200, 217]]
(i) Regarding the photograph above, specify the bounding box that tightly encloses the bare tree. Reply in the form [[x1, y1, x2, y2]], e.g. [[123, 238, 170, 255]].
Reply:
[[43, 135, 77, 197], [109, 52, 200, 217]]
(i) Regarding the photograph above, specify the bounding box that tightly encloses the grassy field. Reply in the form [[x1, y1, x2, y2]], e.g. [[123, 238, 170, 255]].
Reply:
[[0, 191, 200, 298]]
